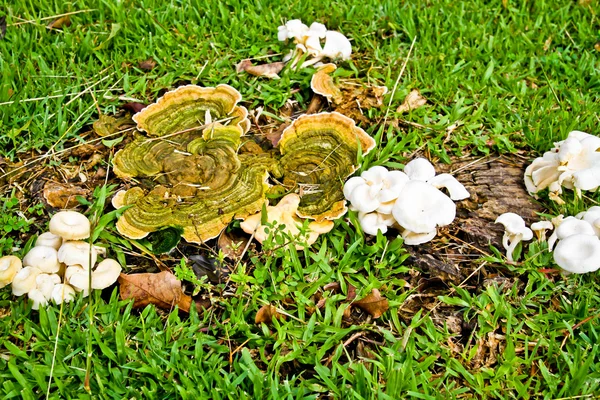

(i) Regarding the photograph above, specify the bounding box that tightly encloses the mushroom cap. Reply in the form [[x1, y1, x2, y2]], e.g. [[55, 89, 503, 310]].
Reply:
[[28, 289, 48, 310], [12, 266, 42, 296], [22, 246, 60, 273], [57, 241, 98, 270], [321, 31, 352, 60], [0, 255, 22, 289], [404, 158, 436, 182], [555, 217, 595, 240], [35, 232, 62, 251], [308, 22, 327, 38], [65, 265, 91, 296], [357, 212, 396, 236], [51, 283, 77, 305], [310, 64, 341, 100], [91, 259, 123, 290], [392, 181, 456, 233], [531, 221, 553, 232], [402, 229, 437, 245], [495, 213, 529, 234], [35, 273, 61, 300], [49, 211, 91, 240], [427, 173, 470, 201], [553, 234, 600, 274], [278, 19, 309, 41]]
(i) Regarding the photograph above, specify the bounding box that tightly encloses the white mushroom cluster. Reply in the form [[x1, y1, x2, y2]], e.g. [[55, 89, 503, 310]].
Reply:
[[0, 210, 122, 310], [496, 207, 600, 274], [524, 130, 600, 203], [343, 158, 470, 245], [278, 20, 352, 67]]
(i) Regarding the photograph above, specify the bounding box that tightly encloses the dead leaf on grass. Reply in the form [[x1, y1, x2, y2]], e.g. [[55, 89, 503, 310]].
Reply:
[[122, 102, 147, 114], [43, 181, 89, 208], [397, 89, 427, 113], [236, 59, 285, 79], [218, 230, 249, 259], [138, 58, 157, 71], [118, 271, 195, 312], [353, 289, 389, 318], [255, 304, 285, 325], [47, 15, 71, 30]]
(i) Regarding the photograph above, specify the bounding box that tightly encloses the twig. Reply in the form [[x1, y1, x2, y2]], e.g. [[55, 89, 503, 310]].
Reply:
[[383, 36, 417, 126], [8, 9, 96, 26]]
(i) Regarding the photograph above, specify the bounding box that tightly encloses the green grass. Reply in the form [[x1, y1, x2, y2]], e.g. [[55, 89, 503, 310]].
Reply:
[[2, 0, 600, 398]]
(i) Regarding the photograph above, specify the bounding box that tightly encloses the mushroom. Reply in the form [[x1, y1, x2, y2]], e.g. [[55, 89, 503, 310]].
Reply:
[[22, 246, 60, 273], [90, 259, 122, 289], [49, 211, 91, 240], [51, 283, 76, 305], [401, 229, 437, 246], [65, 266, 91, 296], [321, 31, 352, 61], [12, 266, 42, 296], [0, 255, 22, 289], [576, 206, 600, 236], [494, 213, 533, 262], [548, 216, 596, 251], [343, 166, 409, 214], [530, 221, 554, 241], [28, 289, 48, 310], [35, 232, 62, 251], [277, 19, 309, 42], [357, 212, 396, 235], [57, 241, 98, 270], [36, 273, 61, 300], [426, 174, 470, 201], [403, 158, 436, 182], [553, 234, 600, 274], [392, 181, 456, 234]]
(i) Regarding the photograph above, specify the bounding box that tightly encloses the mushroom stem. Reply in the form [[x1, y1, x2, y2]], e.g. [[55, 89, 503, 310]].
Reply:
[[505, 234, 523, 262]]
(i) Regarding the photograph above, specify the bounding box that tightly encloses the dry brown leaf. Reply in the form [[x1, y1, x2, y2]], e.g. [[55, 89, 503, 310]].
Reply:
[[138, 58, 157, 71], [255, 304, 285, 325], [118, 271, 195, 313], [218, 230, 249, 259], [397, 89, 427, 113], [122, 102, 147, 114], [47, 15, 71, 30], [43, 182, 89, 208], [236, 59, 285, 79], [353, 289, 389, 318]]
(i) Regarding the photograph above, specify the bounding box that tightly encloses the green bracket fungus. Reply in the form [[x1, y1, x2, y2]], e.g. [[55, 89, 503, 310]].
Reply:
[[278, 112, 376, 221]]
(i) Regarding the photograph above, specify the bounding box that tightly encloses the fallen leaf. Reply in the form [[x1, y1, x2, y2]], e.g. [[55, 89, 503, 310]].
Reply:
[[118, 271, 195, 312], [543, 36, 552, 52], [138, 58, 157, 71], [189, 254, 229, 283], [218, 230, 249, 259], [0, 16, 6, 39], [122, 102, 147, 114], [236, 59, 285, 79], [43, 182, 89, 208], [396, 89, 427, 113], [353, 289, 389, 318], [47, 15, 71, 30], [255, 304, 285, 324], [267, 122, 290, 147]]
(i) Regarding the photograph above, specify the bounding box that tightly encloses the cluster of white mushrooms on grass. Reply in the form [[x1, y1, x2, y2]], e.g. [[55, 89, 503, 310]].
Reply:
[[343, 158, 470, 244], [0, 211, 122, 310], [278, 19, 352, 67]]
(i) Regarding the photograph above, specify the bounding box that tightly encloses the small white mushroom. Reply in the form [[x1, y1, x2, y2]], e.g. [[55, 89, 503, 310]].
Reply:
[[530, 221, 554, 242], [553, 234, 600, 274], [12, 266, 42, 296], [35, 232, 62, 251], [35, 273, 61, 300], [58, 241, 97, 270], [401, 229, 437, 245], [392, 181, 456, 234], [91, 259, 123, 289], [357, 212, 396, 235], [494, 213, 533, 262], [28, 289, 48, 310], [51, 284, 77, 305], [0, 255, 22, 289], [65, 265, 91, 296], [548, 216, 596, 251], [426, 174, 470, 201], [49, 211, 91, 241], [321, 31, 352, 60], [343, 166, 409, 214], [22, 246, 60, 273], [404, 158, 436, 182]]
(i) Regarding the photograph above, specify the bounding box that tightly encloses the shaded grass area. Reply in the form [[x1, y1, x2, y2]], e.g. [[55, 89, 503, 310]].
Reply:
[[1, 0, 600, 398]]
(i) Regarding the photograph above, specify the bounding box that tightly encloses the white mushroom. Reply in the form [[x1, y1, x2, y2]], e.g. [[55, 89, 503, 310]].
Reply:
[[277, 19, 309, 42], [51, 283, 77, 304], [0, 255, 22, 289], [28, 289, 48, 310], [576, 206, 600, 236], [392, 181, 456, 234], [35, 232, 62, 250], [321, 31, 352, 61], [427, 173, 470, 201], [401, 229, 437, 245], [91, 259, 123, 289], [530, 221, 554, 241], [343, 166, 409, 214], [49, 211, 91, 240], [57, 241, 97, 270], [12, 266, 42, 296], [553, 234, 600, 274], [548, 216, 596, 251], [35, 273, 61, 300], [22, 246, 60, 273], [494, 213, 533, 262], [357, 212, 396, 235], [65, 265, 91, 296], [404, 158, 436, 182]]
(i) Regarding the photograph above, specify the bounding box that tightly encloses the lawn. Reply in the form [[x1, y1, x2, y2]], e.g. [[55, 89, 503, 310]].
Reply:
[[1, 0, 600, 398]]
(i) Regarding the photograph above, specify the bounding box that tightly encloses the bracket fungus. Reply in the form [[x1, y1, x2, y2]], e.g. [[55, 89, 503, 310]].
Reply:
[[113, 85, 270, 243], [278, 112, 376, 221], [310, 64, 342, 103], [240, 194, 334, 249]]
